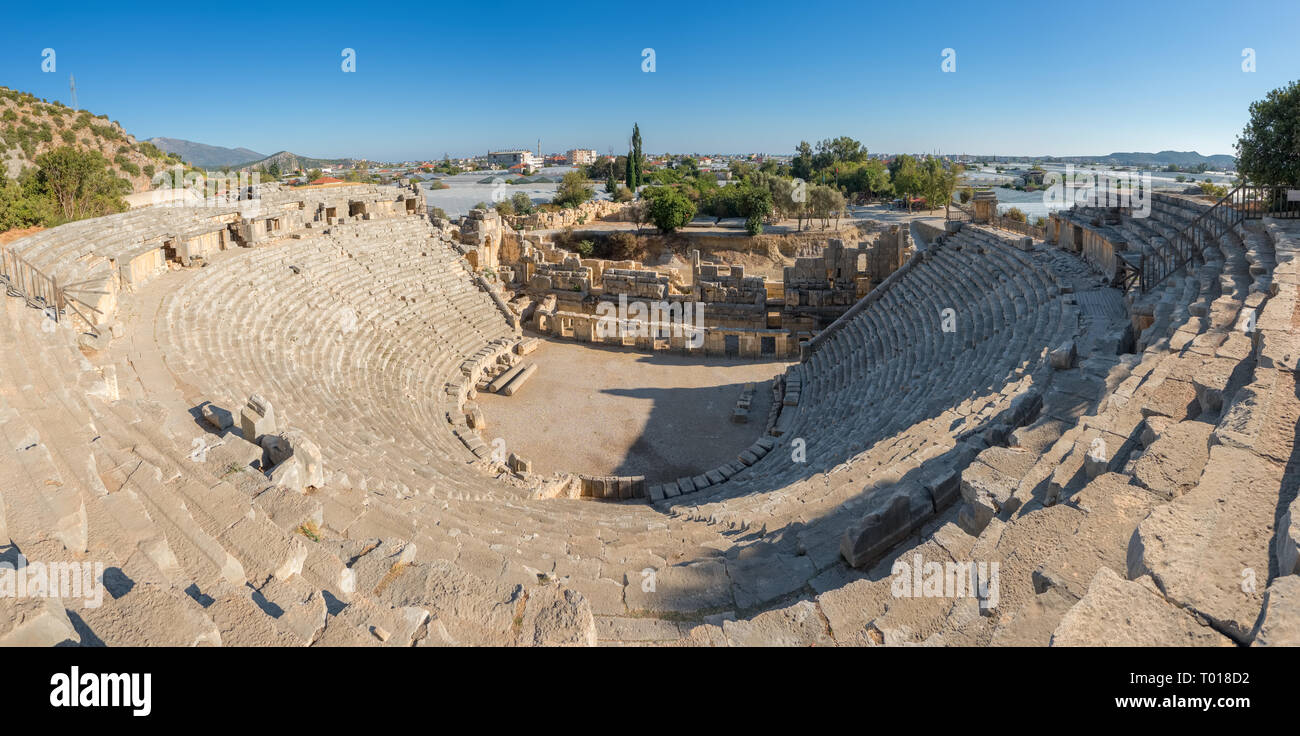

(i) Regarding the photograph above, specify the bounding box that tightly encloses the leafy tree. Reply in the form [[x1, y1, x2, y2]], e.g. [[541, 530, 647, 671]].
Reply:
[[728, 160, 756, 180], [791, 140, 814, 181], [648, 167, 682, 186], [812, 136, 868, 172], [1235, 79, 1300, 186], [703, 184, 742, 223], [808, 184, 844, 229], [771, 177, 801, 222], [749, 172, 800, 222], [33, 146, 128, 221], [553, 170, 594, 208], [644, 186, 696, 233], [587, 155, 622, 182], [0, 169, 56, 230], [889, 154, 923, 212], [510, 191, 534, 214], [739, 184, 772, 235], [841, 159, 892, 199], [629, 199, 651, 232], [921, 157, 962, 218]]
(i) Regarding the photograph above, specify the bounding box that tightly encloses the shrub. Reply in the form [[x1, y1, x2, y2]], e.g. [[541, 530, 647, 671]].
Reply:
[[1198, 180, 1229, 198], [555, 226, 577, 249], [1003, 207, 1027, 222], [553, 170, 594, 209], [604, 231, 638, 260], [115, 154, 140, 177], [645, 186, 697, 233]]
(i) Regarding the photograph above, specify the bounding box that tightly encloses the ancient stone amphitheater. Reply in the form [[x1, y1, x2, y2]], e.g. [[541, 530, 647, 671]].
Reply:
[[1, 181, 1296, 646]]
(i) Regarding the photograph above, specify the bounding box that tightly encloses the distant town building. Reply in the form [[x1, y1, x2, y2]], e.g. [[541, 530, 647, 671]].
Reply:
[[567, 149, 598, 166], [487, 150, 540, 169]]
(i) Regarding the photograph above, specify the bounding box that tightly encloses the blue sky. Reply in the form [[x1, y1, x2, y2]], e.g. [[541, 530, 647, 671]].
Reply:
[[2, 0, 1297, 161]]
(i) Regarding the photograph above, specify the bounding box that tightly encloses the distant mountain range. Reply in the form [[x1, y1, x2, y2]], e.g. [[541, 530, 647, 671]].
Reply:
[[1047, 151, 1236, 169], [146, 138, 265, 169], [146, 138, 362, 173]]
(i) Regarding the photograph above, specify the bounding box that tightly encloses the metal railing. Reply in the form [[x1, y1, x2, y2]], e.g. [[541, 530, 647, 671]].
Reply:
[[1140, 185, 1300, 292], [947, 203, 1047, 239], [0, 243, 103, 334], [990, 215, 1047, 240]]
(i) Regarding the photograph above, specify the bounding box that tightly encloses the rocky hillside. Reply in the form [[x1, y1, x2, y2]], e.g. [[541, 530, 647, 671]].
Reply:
[[236, 150, 357, 173], [0, 86, 181, 192]]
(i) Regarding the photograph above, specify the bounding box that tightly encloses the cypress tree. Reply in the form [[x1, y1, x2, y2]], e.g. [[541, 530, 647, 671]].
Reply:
[[631, 123, 643, 188]]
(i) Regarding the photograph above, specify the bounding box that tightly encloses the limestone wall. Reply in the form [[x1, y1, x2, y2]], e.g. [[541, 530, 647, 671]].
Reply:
[[1050, 211, 1127, 282], [534, 306, 795, 358], [603, 267, 669, 299], [508, 200, 637, 231], [459, 208, 505, 270]]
